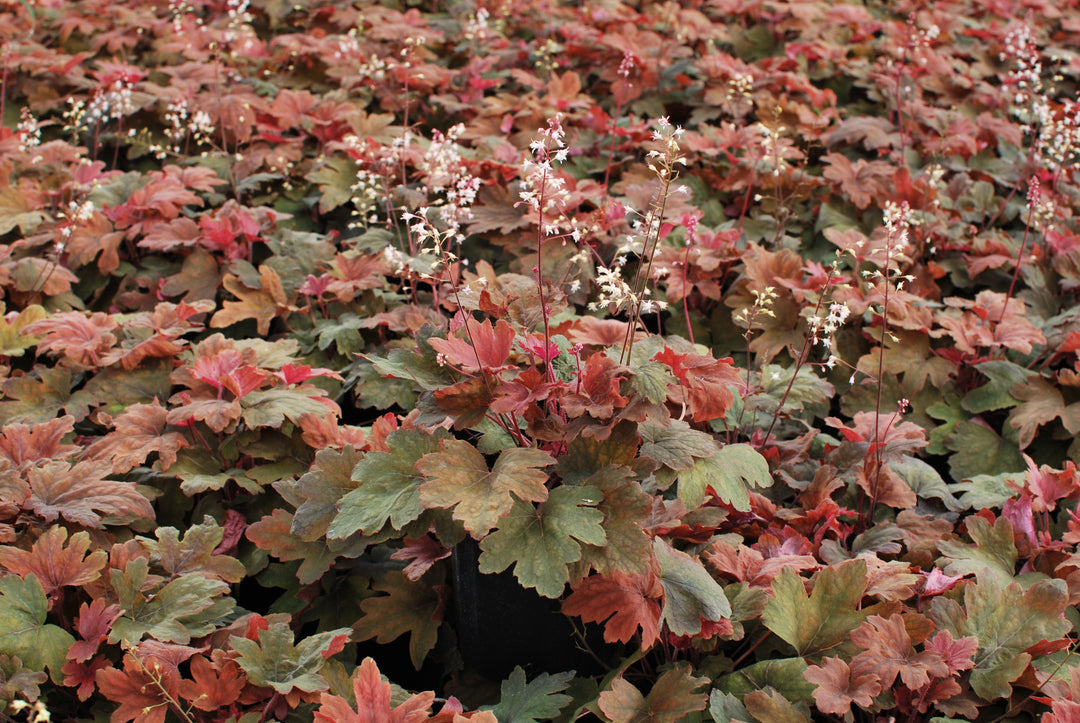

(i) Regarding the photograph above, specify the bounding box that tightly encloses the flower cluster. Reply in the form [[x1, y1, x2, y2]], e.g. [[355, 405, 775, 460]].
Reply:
[[54, 199, 96, 253], [347, 169, 384, 230], [810, 300, 851, 370], [421, 123, 480, 241], [734, 285, 777, 332], [86, 79, 136, 125], [463, 7, 491, 42], [518, 114, 576, 239], [16, 107, 40, 155], [168, 0, 203, 35], [154, 99, 215, 158]]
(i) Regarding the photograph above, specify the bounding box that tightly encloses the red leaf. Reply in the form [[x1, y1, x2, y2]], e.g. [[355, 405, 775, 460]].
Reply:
[[704, 538, 818, 588], [68, 598, 123, 663], [1013, 456, 1080, 513], [563, 570, 663, 647], [62, 654, 110, 701], [391, 535, 453, 581], [215, 508, 247, 557], [96, 656, 175, 723], [427, 319, 516, 372], [82, 400, 189, 474], [923, 629, 978, 675], [273, 363, 344, 385], [191, 349, 267, 398], [920, 568, 963, 597], [849, 614, 949, 689], [25, 460, 155, 528], [653, 347, 740, 422], [560, 353, 629, 418]]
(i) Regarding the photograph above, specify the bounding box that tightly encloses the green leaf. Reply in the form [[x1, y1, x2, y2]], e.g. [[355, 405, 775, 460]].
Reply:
[[0, 575, 74, 684], [945, 421, 1025, 480], [241, 387, 334, 429], [758, 363, 833, 419], [170, 450, 249, 495], [599, 664, 709, 723], [489, 667, 574, 723], [577, 467, 653, 577], [352, 570, 444, 670], [709, 690, 752, 723], [949, 471, 1022, 510], [630, 360, 678, 405], [926, 396, 968, 456], [478, 486, 606, 598], [329, 429, 444, 540], [364, 341, 454, 392], [888, 456, 964, 511], [313, 313, 365, 356], [725, 582, 768, 641], [289, 446, 363, 540], [962, 360, 1033, 413], [719, 657, 815, 704], [231, 622, 350, 694], [965, 577, 1070, 700], [654, 538, 731, 637], [246, 509, 364, 585], [744, 689, 809, 723], [0, 305, 46, 357], [639, 420, 720, 472], [678, 443, 772, 511], [353, 361, 417, 409], [1007, 374, 1080, 449], [762, 559, 868, 658], [108, 562, 234, 645], [0, 187, 47, 236], [555, 421, 640, 485], [139, 516, 246, 583], [305, 155, 358, 213], [937, 516, 1017, 585], [82, 361, 174, 417], [419, 442, 553, 537], [0, 366, 84, 425]]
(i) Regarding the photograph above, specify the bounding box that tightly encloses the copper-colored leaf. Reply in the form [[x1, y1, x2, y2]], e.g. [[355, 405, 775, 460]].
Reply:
[[25, 460, 154, 528], [83, 400, 188, 474], [0, 416, 77, 468], [0, 525, 107, 597]]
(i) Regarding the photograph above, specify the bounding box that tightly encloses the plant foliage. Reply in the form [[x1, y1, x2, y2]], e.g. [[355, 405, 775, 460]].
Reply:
[[1, 0, 1080, 720]]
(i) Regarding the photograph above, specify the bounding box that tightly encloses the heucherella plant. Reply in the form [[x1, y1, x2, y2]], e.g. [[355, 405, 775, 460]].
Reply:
[[1, 0, 1080, 721]]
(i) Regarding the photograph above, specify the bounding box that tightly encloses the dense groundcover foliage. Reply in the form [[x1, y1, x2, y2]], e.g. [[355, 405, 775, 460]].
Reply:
[[2, 0, 1080, 720]]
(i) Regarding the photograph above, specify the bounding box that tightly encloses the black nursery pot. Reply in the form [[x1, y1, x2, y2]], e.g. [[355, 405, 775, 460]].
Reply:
[[451, 538, 611, 680]]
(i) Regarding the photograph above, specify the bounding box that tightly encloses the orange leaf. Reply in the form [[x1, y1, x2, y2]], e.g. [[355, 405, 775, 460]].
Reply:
[[210, 265, 294, 336], [803, 656, 882, 717], [0, 525, 107, 597], [562, 570, 663, 647], [598, 664, 708, 723], [0, 416, 78, 468], [314, 657, 435, 723], [178, 653, 248, 712]]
